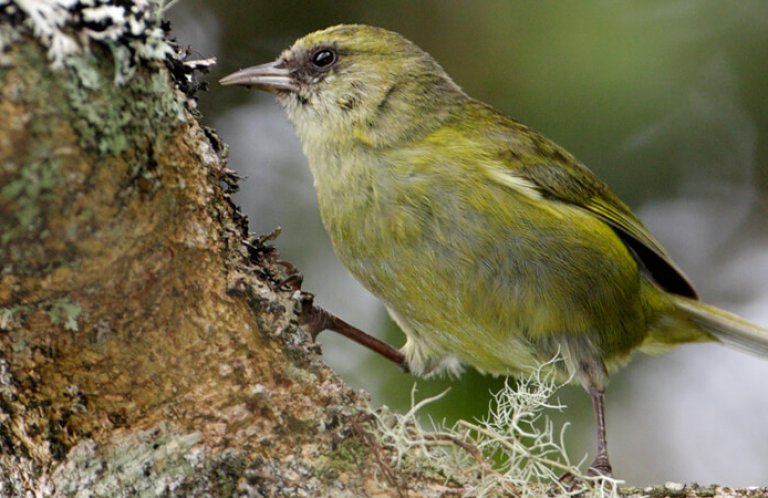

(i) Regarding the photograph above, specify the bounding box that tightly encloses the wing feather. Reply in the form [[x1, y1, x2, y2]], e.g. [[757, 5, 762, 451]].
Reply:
[[487, 119, 698, 299]]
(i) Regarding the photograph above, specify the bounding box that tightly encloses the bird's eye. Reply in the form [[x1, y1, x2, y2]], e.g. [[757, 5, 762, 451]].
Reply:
[[310, 49, 337, 69]]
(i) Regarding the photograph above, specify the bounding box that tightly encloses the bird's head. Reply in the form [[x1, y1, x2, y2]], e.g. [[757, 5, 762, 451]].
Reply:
[[220, 24, 464, 149]]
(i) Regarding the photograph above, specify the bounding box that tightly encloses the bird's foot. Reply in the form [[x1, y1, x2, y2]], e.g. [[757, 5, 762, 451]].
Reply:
[[587, 456, 613, 478], [557, 459, 613, 494]]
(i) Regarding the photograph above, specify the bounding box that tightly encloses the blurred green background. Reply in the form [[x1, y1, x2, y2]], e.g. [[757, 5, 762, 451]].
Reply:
[[168, 0, 768, 486]]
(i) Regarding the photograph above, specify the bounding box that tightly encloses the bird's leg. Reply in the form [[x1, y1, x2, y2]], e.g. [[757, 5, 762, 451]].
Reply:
[[302, 304, 410, 373], [588, 386, 613, 476]]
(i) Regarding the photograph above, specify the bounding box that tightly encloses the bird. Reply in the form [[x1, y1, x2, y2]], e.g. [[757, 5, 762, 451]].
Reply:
[[220, 24, 768, 476]]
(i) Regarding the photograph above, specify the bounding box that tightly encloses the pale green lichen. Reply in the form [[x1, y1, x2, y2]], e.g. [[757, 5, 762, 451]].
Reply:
[[0, 308, 19, 330], [284, 362, 319, 385], [2, 0, 80, 68], [369, 358, 621, 498], [2, 0, 177, 81], [0, 158, 61, 246], [51, 424, 202, 497], [49, 431, 277, 497], [48, 300, 82, 331], [63, 47, 186, 156], [313, 438, 367, 481]]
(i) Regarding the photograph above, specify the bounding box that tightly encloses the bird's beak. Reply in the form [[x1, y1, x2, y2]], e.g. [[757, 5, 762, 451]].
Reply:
[[219, 60, 298, 93]]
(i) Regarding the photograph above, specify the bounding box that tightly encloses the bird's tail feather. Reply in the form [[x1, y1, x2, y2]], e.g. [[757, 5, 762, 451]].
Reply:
[[673, 296, 768, 358]]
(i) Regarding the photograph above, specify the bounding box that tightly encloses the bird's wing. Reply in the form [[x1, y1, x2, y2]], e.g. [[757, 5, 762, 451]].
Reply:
[[491, 124, 698, 299]]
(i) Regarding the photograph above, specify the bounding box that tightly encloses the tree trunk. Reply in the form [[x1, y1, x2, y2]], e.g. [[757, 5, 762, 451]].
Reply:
[[0, 4, 414, 496], [0, 3, 763, 497]]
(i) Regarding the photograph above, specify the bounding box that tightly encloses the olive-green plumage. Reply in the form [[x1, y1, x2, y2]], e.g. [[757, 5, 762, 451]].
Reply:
[[221, 24, 768, 474]]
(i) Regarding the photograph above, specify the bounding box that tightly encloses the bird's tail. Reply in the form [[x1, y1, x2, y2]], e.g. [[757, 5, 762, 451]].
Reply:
[[672, 296, 768, 358]]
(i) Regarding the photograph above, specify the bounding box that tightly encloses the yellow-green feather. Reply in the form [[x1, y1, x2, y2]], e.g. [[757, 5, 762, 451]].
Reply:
[[274, 24, 768, 385]]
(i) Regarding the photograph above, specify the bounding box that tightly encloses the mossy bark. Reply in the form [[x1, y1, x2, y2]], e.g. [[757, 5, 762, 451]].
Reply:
[[0, 33, 421, 497]]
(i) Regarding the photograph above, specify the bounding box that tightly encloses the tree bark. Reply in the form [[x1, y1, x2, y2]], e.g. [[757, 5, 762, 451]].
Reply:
[[0, 6, 417, 496]]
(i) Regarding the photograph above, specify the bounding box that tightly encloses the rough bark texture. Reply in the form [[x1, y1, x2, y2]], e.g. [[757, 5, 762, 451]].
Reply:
[[0, 17, 415, 498], [0, 5, 765, 498]]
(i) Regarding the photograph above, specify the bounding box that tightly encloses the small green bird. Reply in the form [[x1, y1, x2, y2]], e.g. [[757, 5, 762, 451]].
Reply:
[[221, 24, 768, 475]]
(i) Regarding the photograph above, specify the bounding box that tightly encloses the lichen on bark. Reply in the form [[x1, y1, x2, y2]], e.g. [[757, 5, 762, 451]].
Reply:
[[0, 4, 399, 496]]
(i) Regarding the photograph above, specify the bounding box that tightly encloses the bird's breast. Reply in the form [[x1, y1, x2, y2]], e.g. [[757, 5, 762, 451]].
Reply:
[[310, 152, 648, 374]]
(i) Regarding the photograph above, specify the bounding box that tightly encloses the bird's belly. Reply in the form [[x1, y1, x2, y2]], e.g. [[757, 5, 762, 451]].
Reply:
[[321, 186, 648, 377]]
